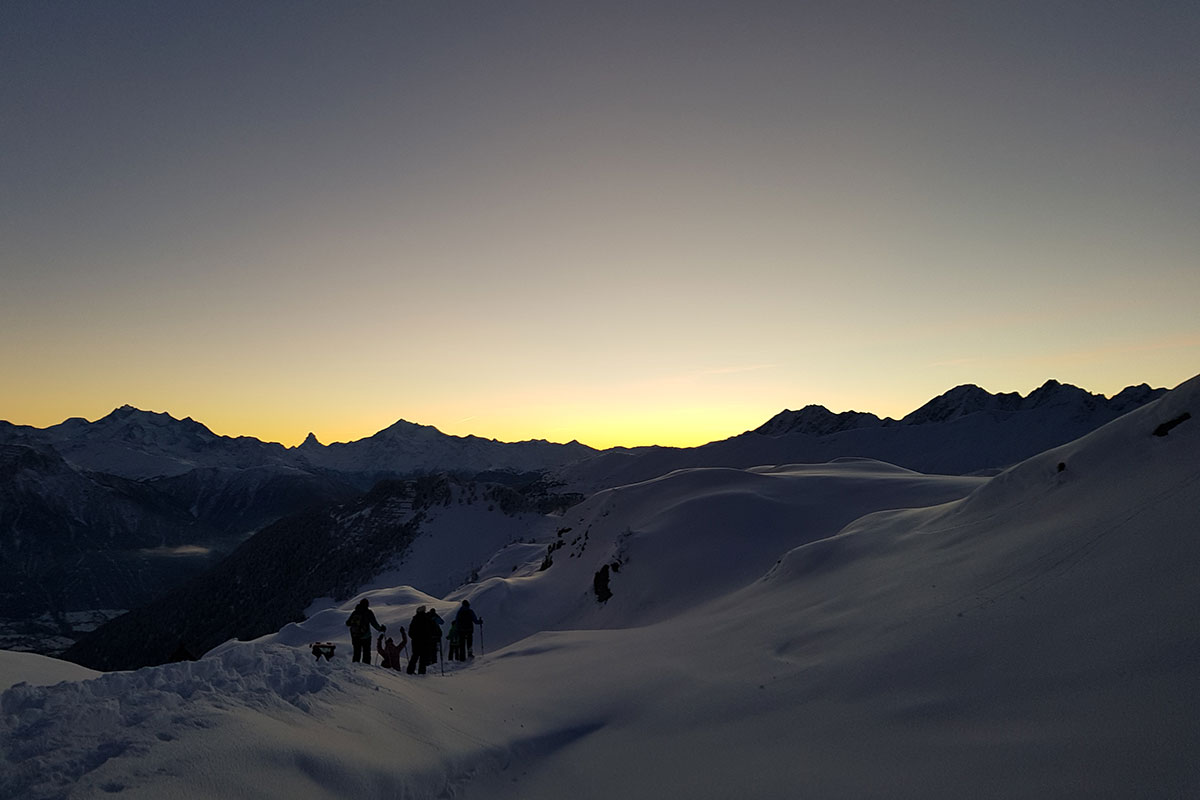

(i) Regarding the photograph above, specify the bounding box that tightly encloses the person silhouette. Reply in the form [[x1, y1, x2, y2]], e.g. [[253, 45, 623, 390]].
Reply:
[[455, 600, 482, 658], [406, 606, 435, 674], [346, 598, 385, 664]]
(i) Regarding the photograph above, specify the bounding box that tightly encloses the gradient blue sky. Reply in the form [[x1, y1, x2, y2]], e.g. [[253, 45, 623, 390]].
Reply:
[[3, 1, 1198, 448]]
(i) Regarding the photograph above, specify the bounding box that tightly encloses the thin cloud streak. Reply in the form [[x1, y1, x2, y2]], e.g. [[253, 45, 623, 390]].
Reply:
[[692, 364, 779, 377]]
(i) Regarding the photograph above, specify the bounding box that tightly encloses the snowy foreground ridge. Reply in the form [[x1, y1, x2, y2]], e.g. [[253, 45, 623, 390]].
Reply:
[[2, 375, 1199, 799]]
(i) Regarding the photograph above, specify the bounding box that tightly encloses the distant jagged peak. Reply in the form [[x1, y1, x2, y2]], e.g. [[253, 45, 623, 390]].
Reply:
[[102, 404, 172, 424], [900, 379, 1163, 425], [298, 432, 323, 449], [1022, 379, 1094, 409], [903, 383, 1026, 425], [100, 404, 195, 425], [1110, 382, 1167, 411], [755, 404, 885, 437], [756, 380, 1167, 435]]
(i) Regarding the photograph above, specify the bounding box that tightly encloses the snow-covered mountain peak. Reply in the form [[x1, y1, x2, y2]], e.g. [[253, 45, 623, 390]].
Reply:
[[754, 404, 886, 436], [374, 418, 447, 440], [1020, 379, 1093, 410], [962, 372, 1197, 512], [19, 406, 294, 479], [1111, 382, 1164, 410], [901, 383, 1021, 424], [897, 380, 1165, 427], [75, 405, 219, 441]]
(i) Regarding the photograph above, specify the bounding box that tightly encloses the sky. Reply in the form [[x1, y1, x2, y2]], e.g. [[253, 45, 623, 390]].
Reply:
[[2, 1, 1198, 449]]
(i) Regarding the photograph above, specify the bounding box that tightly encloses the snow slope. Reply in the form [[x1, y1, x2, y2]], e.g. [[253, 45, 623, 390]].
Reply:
[[0, 652, 99, 692], [2, 375, 1197, 799], [278, 459, 983, 659]]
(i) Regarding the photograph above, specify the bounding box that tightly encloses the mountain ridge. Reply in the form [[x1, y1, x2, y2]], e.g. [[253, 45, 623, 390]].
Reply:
[[0, 408, 597, 482], [0, 379, 1167, 482], [755, 379, 1165, 434], [556, 379, 1169, 492]]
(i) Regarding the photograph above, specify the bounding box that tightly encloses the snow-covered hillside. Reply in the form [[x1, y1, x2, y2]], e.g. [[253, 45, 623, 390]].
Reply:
[[274, 459, 983, 658], [0, 652, 98, 692], [1, 375, 1197, 799]]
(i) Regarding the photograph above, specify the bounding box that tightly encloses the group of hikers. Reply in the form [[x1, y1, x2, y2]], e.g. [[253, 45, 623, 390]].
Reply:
[[339, 597, 482, 674]]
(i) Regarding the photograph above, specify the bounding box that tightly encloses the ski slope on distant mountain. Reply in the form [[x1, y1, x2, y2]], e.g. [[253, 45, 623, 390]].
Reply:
[[2, 375, 1197, 799]]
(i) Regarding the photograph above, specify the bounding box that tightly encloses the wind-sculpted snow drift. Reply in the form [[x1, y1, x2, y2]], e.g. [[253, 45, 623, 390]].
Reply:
[[0, 647, 417, 799], [1, 374, 1197, 799]]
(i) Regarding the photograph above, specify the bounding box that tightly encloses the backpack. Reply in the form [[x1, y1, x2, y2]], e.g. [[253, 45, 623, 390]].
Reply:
[[347, 609, 370, 638]]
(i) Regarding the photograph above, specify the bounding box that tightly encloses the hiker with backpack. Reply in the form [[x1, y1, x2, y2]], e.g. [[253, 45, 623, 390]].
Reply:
[[455, 600, 483, 659], [346, 598, 385, 664]]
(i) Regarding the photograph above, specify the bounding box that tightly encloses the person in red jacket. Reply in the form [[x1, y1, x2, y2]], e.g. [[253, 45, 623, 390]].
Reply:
[[376, 628, 408, 670]]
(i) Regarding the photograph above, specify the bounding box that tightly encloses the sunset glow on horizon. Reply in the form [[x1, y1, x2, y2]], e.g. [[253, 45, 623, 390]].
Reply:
[[3, 2, 1197, 450]]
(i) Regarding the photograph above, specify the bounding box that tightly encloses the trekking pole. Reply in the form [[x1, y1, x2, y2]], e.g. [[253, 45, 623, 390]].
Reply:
[[478, 621, 484, 657], [439, 639, 445, 677]]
